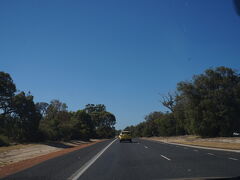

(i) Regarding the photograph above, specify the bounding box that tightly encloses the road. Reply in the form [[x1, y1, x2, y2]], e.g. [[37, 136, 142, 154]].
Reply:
[[3, 138, 240, 180]]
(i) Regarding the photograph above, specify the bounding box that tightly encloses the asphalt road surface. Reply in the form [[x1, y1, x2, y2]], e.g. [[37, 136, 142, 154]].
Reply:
[[3, 138, 240, 180]]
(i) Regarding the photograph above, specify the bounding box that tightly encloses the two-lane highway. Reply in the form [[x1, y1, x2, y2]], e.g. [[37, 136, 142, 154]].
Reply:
[[3, 139, 240, 180]]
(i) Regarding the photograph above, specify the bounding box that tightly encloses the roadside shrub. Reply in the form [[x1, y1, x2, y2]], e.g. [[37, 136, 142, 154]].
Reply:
[[0, 135, 10, 146]]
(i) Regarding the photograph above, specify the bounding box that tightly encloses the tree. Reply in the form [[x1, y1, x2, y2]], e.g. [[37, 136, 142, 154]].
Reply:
[[39, 100, 70, 140], [35, 102, 49, 117], [47, 99, 68, 113], [84, 104, 106, 114], [160, 92, 176, 113], [84, 104, 116, 138], [144, 111, 164, 136], [71, 110, 94, 140], [11, 92, 41, 141], [177, 66, 240, 137], [0, 72, 16, 116], [95, 111, 116, 138], [156, 113, 176, 136]]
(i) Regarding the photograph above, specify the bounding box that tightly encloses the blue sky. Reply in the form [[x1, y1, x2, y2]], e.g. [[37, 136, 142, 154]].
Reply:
[[0, 0, 240, 129]]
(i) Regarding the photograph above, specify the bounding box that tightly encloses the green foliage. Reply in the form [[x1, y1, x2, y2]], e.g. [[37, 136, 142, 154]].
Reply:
[[0, 135, 10, 146], [126, 66, 240, 138], [0, 71, 117, 143], [0, 72, 16, 115], [39, 101, 72, 141], [177, 66, 240, 137], [84, 104, 106, 114], [156, 113, 176, 136], [71, 110, 94, 140], [11, 92, 42, 141], [84, 104, 116, 138]]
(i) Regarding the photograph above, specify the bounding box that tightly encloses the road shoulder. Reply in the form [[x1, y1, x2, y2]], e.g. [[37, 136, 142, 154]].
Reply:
[[0, 140, 105, 178], [142, 136, 240, 153]]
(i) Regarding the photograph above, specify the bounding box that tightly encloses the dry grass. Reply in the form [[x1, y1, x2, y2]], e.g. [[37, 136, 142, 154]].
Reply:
[[0, 144, 37, 153], [144, 136, 240, 150]]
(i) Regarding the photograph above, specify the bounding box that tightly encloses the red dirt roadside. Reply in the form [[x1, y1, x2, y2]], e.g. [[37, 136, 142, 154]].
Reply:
[[0, 140, 105, 178]]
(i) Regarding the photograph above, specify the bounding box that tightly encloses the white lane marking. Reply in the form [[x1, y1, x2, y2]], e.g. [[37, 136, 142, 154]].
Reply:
[[207, 153, 215, 156], [144, 146, 148, 149], [151, 140, 240, 153], [68, 139, 117, 180], [228, 157, 238, 161], [193, 149, 198, 152], [160, 154, 171, 161]]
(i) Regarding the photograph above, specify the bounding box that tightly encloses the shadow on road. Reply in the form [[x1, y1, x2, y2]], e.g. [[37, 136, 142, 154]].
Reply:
[[119, 139, 139, 143], [42, 142, 74, 149]]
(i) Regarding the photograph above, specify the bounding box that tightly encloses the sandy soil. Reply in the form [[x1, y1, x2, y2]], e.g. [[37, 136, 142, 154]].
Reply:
[[143, 136, 240, 150], [0, 140, 91, 167]]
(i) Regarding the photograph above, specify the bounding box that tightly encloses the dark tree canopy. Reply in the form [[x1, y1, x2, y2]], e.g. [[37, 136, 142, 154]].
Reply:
[[0, 72, 16, 115], [0, 71, 117, 145], [126, 66, 240, 138]]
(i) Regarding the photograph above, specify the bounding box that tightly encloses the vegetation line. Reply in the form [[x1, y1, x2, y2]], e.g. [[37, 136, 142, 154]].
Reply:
[[0, 72, 116, 146], [125, 66, 240, 138]]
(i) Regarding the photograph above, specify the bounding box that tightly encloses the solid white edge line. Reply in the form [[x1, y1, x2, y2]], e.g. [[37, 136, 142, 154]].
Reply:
[[146, 139, 240, 153], [68, 138, 117, 180], [160, 154, 171, 161]]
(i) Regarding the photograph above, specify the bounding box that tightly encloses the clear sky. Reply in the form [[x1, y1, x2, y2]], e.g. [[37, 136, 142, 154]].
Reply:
[[0, 0, 240, 129]]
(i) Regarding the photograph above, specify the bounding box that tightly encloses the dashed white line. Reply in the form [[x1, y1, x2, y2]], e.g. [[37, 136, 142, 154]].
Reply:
[[228, 157, 238, 161], [193, 149, 198, 152], [207, 153, 215, 156], [160, 154, 171, 161], [144, 146, 148, 149], [68, 139, 117, 180]]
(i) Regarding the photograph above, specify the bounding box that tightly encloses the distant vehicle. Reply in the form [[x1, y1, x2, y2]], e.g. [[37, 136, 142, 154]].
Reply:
[[233, 132, 240, 136], [119, 131, 132, 143]]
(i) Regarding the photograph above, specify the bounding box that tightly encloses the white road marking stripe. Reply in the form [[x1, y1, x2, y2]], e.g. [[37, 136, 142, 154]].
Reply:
[[228, 157, 238, 161], [207, 153, 215, 156], [193, 149, 198, 152], [161, 154, 171, 161], [144, 146, 148, 148], [146, 139, 240, 153], [68, 139, 117, 180]]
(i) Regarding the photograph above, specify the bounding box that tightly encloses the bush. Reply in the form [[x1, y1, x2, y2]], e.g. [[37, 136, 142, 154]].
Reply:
[[0, 135, 10, 146]]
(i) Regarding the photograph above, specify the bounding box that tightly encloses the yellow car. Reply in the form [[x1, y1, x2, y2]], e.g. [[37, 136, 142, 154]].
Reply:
[[119, 131, 132, 143]]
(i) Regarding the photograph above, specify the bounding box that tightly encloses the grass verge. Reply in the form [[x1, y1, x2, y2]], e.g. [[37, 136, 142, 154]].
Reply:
[[143, 136, 240, 150]]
